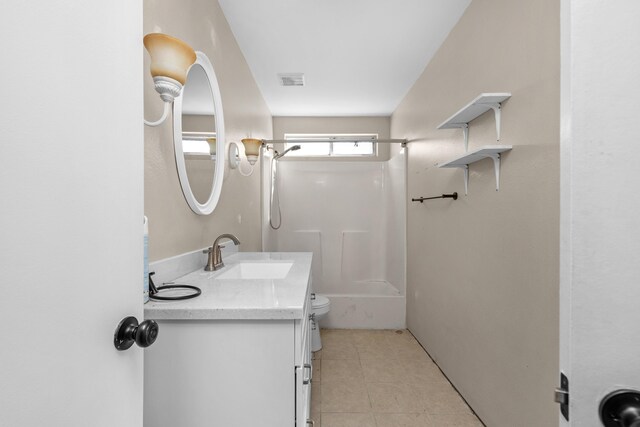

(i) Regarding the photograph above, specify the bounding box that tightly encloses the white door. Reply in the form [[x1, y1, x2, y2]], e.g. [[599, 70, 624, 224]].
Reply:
[[0, 1, 144, 426], [560, 1, 640, 425]]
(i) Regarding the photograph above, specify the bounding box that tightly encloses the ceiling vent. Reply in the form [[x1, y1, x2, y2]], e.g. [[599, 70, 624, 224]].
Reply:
[[278, 73, 305, 87]]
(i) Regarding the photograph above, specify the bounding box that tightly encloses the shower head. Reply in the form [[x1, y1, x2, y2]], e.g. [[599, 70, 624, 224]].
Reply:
[[274, 145, 301, 160]]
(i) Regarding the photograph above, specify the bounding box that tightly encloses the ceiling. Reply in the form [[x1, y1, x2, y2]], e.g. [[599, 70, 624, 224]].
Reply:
[[218, 0, 471, 117]]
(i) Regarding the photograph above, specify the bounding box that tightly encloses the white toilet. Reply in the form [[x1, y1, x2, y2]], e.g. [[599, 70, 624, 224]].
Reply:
[[311, 294, 331, 351]]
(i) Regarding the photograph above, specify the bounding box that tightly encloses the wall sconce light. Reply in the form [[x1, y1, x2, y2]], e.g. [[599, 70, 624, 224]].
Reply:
[[229, 138, 263, 176], [143, 33, 196, 127], [241, 138, 262, 165]]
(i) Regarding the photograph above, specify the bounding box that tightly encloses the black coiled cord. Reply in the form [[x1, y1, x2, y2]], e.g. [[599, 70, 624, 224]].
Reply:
[[149, 272, 201, 301]]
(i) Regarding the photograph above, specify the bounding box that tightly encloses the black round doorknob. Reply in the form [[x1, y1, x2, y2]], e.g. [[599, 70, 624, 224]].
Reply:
[[600, 390, 640, 427], [114, 316, 159, 351]]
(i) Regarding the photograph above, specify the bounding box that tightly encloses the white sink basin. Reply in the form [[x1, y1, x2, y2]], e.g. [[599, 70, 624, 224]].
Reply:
[[216, 262, 294, 280]]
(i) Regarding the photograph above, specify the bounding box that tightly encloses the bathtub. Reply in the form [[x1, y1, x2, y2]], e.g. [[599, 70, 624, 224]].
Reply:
[[320, 280, 406, 329]]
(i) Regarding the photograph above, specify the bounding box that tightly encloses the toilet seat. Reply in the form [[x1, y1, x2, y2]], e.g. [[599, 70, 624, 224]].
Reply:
[[312, 295, 330, 308], [312, 295, 330, 316]]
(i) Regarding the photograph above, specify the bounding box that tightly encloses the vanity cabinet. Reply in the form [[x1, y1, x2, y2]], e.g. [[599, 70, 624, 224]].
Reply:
[[144, 259, 313, 427], [295, 291, 313, 427]]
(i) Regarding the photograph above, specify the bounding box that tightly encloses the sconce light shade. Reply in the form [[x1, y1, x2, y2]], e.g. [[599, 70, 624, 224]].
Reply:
[[143, 33, 196, 103], [144, 33, 196, 85], [241, 138, 262, 165]]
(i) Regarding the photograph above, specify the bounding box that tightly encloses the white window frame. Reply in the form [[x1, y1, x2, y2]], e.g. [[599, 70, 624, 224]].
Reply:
[[283, 133, 378, 157]]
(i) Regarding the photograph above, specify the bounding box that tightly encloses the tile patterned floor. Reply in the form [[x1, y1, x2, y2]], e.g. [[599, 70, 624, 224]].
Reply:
[[310, 329, 484, 427]]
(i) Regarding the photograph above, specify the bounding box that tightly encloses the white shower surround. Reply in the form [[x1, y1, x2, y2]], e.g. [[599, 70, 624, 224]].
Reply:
[[263, 151, 406, 329]]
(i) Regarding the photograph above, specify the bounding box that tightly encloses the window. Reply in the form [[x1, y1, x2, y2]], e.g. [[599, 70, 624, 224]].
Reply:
[[283, 134, 377, 157]]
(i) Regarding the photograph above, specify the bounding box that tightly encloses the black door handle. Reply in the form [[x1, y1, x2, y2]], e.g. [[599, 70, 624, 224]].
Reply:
[[600, 390, 640, 427], [114, 316, 159, 351]]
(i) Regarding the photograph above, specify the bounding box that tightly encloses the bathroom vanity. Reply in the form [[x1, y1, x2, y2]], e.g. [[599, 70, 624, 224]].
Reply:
[[144, 252, 313, 427]]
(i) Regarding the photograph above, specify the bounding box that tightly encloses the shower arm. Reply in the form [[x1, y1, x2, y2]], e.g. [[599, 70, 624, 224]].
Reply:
[[262, 143, 284, 159], [263, 143, 275, 153], [273, 145, 301, 160]]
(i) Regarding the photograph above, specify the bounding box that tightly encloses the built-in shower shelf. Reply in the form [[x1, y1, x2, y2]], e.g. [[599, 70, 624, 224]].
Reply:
[[438, 145, 512, 195], [437, 93, 511, 151]]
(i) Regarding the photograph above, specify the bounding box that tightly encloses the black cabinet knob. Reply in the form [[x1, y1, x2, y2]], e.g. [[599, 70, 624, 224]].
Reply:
[[114, 316, 159, 351]]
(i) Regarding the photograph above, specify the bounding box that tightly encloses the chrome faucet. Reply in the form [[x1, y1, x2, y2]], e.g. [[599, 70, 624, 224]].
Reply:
[[203, 233, 241, 271]]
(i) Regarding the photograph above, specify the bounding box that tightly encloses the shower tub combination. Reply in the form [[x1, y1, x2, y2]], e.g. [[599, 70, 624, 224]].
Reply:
[[262, 150, 406, 329]]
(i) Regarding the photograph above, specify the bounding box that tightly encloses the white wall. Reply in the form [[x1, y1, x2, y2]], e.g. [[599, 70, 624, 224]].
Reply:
[[560, 1, 640, 425]]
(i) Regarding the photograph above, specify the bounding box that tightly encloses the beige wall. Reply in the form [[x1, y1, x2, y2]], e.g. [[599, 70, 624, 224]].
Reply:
[[272, 116, 391, 160], [391, 0, 559, 426], [144, 0, 272, 261], [182, 114, 215, 133]]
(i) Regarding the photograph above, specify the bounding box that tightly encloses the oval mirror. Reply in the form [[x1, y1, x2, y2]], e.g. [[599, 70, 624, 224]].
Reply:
[[173, 51, 225, 215]]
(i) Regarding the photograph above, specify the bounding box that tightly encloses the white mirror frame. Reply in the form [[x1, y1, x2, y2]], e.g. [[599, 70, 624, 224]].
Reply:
[[173, 51, 225, 215]]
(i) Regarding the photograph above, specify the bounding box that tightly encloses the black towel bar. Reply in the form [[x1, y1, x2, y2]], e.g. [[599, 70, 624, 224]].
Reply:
[[411, 192, 458, 203]]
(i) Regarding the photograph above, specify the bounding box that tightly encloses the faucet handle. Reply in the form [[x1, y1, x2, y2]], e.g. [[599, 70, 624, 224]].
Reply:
[[203, 246, 216, 271]]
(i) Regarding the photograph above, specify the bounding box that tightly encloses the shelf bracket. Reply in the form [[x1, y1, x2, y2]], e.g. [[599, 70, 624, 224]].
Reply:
[[488, 103, 503, 141], [487, 153, 502, 191], [463, 165, 469, 195], [450, 165, 469, 195], [462, 124, 469, 151]]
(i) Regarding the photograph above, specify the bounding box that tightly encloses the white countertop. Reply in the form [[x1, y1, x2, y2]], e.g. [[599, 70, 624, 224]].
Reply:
[[144, 252, 312, 320]]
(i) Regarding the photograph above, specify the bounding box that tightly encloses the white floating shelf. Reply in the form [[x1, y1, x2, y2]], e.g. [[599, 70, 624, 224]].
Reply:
[[438, 145, 512, 195], [437, 93, 511, 151]]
